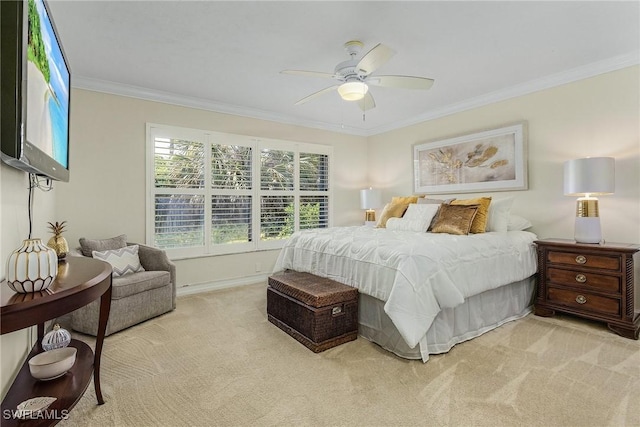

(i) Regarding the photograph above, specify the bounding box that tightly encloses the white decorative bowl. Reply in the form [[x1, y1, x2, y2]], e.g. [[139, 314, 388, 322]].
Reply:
[[28, 347, 77, 381]]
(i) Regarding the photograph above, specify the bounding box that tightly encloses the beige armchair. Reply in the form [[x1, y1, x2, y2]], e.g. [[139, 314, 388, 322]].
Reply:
[[69, 242, 176, 336]]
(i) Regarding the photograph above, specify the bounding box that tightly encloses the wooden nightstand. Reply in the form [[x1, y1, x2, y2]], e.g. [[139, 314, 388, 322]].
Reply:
[[534, 238, 640, 339]]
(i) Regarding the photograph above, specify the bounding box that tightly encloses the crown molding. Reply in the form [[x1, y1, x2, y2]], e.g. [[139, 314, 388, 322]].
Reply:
[[366, 51, 640, 136], [71, 76, 369, 137], [72, 51, 639, 138]]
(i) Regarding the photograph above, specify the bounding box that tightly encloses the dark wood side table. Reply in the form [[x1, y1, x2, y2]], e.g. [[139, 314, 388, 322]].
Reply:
[[1, 256, 112, 426], [534, 238, 640, 339]]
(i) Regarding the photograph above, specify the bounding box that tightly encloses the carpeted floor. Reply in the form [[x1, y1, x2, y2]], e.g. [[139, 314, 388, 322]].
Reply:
[[60, 283, 640, 427]]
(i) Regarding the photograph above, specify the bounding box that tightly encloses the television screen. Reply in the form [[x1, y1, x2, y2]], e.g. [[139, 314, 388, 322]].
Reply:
[[0, 0, 71, 182], [27, 0, 70, 169]]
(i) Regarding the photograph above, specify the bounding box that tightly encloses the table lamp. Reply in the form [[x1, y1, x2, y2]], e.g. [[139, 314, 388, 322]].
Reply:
[[563, 157, 615, 244], [360, 188, 382, 226]]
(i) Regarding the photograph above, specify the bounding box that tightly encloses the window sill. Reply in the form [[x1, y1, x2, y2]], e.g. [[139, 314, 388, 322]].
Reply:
[[168, 247, 282, 262]]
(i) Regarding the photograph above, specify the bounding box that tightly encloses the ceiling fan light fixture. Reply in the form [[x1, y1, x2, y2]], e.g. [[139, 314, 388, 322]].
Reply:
[[338, 81, 369, 101]]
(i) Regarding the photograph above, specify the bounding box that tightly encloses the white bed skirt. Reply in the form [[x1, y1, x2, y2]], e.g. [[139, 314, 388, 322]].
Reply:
[[358, 276, 536, 362]]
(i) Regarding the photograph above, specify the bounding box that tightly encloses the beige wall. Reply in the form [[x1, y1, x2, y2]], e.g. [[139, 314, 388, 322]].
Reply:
[[55, 90, 369, 290], [368, 66, 640, 244], [1, 165, 57, 398]]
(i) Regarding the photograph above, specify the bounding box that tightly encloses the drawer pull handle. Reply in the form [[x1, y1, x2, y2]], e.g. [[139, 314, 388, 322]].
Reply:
[[575, 295, 587, 304], [575, 274, 587, 283], [575, 255, 587, 264]]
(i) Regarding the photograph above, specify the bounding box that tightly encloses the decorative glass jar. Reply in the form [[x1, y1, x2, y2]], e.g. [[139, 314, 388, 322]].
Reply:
[[42, 324, 72, 351], [6, 239, 58, 293]]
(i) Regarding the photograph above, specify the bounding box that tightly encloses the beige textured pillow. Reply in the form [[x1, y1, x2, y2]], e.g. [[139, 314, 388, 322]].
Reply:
[[376, 203, 409, 228], [417, 197, 456, 205], [431, 204, 479, 235], [451, 197, 492, 233]]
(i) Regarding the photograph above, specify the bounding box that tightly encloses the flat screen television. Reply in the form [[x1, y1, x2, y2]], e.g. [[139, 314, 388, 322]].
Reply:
[[1, 0, 71, 182]]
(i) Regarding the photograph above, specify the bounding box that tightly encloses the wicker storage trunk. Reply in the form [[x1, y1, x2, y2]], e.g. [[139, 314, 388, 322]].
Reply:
[[267, 271, 358, 353]]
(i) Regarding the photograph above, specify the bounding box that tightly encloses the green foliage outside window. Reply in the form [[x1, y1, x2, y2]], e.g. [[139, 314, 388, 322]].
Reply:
[[278, 203, 322, 238]]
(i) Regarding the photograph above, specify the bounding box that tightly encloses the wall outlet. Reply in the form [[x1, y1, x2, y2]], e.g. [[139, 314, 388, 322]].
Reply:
[[255, 262, 261, 272]]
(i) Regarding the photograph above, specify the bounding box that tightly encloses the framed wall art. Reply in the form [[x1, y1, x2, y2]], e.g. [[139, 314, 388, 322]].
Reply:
[[413, 122, 528, 194]]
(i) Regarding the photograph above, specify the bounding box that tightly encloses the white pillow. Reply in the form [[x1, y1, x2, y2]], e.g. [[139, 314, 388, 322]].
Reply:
[[92, 245, 145, 277], [386, 217, 428, 232], [403, 203, 440, 221], [486, 197, 514, 232], [386, 204, 440, 232], [507, 214, 533, 231]]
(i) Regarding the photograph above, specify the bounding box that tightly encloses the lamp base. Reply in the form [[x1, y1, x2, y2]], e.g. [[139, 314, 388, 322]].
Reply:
[[574, 216, 602, 244], [364, 209, 376, 223]]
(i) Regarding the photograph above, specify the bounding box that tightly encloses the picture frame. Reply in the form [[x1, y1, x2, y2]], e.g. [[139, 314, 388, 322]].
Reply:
[[413, 122, 528, 194]]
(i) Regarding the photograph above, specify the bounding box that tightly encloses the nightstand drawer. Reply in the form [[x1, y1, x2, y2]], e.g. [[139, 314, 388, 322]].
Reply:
[[547, 268, 620, 293], [547, 288, 620, 316], [547, 251, 620, 271]]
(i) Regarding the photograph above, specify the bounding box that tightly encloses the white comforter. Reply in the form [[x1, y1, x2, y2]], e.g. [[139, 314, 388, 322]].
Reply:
[[274, 226, 538, 349]]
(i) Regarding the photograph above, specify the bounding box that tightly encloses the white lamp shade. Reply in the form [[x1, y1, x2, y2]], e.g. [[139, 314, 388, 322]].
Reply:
[[360, 188, 382, 210], [338, 81, 369, 101], [564, 157, 615, 196]]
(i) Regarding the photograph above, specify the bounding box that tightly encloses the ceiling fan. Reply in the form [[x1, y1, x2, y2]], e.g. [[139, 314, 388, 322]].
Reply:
[[281, 40, 434, 111]]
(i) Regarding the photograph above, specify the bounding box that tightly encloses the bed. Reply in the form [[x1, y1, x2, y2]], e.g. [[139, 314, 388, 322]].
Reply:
[[273, 225, 538, 361]]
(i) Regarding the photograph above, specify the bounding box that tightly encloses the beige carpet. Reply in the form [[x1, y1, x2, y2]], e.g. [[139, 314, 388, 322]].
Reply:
[[60, 283, 640, 427]]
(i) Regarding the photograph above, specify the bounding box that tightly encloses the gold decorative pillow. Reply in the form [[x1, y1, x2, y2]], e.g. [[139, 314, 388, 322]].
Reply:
[[430, 204, 479, 235], [451, 197, 492, 233], [376, 203, 409, 228], [391, 196, 420, 205]]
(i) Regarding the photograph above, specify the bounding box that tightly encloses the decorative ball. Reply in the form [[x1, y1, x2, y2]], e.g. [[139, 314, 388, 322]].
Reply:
[[42, 324, 71, 351]]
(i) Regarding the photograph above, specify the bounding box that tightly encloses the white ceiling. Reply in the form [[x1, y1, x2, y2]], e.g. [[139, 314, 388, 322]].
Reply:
[[48, 1, 640, 136]]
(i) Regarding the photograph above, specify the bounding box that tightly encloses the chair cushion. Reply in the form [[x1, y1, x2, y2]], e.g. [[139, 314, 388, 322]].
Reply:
[[111, 270, 171, 300], [79, 234, 127, 257]]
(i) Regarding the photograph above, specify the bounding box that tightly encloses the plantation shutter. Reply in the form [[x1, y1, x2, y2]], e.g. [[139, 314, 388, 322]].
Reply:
[[260, 195, 295, 240], [299, 152, 329, 230], [299, 152, 329, 191], [153, 137, 206, 249], [211, 144, 253, 246], [259, 147, 295, 242]]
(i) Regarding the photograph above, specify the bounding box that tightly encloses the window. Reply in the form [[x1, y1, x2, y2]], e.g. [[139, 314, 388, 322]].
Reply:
[[147, 124, 332, 258]]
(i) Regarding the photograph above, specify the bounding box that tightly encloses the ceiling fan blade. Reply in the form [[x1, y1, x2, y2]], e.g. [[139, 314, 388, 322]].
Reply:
[[357, 92, 376, 111], [281, 70, 335, 79], [368, 75, 435, 90], [356, 44, 396, 76], [294, 85, 339, 105]]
